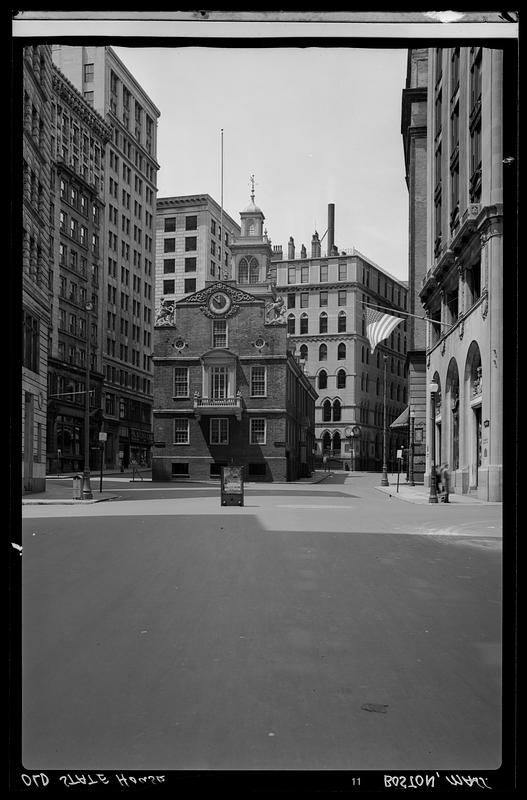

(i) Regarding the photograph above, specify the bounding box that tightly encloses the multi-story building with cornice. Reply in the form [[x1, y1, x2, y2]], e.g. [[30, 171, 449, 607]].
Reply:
[[401, 48, 429, 483], [155, 195, 240, 305], [273, 205, 409, 470], [419, 46, 504, 501], [22, 45, 53, 492], [46, 65, 112, 474], [52, 46, 160, 468]]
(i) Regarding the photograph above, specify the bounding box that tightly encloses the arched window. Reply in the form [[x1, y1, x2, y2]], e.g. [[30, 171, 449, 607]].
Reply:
[[337, 369, 346, 389], [332, 431, 342, 453], [337, 342, 346, 360], [322, 399, 332, 422], [361, 346, 365, 363], [318, 369, 328, 389], [338, 311, 346, 333], [299, 344, 308, 360], [319, 343, 327, 361], [319, 312, 328, 333], [287, 314, 295, 334], [322, 431, 332, 453], [333, 399, 342, 422], [396, 384, 400, 401], [238, 256, 259, 284], [376, 377, 380, 395], [300, 313, 308, 334]]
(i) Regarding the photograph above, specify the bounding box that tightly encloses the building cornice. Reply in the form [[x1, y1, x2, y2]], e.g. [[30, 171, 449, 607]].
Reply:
[[52, 66, 112, 144]]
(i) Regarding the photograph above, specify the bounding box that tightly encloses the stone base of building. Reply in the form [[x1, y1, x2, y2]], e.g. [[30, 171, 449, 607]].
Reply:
[[152, 457, 289, 483], [22, 477, 46, 494]]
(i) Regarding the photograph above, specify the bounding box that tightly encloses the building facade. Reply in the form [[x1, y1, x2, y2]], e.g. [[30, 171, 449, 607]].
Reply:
[[155, 195, 240, 305], [401, 48, 429, 483], [52, 46, 160, 468], [46, 65, 111, 475], [22, 45, 53, 492], [420, 46, 503, 501], [151, 280, 317, 482], [273, 206, 409, 471]]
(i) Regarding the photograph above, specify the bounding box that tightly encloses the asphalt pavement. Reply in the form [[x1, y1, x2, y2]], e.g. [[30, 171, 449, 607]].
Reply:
[[18, 471, 504, 775]]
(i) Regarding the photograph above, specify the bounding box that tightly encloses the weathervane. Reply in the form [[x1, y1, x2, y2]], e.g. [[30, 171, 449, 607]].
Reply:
[[249, 173, 258, 202]]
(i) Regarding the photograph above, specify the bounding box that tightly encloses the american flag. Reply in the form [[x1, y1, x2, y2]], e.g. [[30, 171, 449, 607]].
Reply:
[[365, 307, 403, 353]]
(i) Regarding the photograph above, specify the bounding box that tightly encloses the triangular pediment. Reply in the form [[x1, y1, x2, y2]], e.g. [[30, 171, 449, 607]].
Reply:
[[176, 281, 263, 306]]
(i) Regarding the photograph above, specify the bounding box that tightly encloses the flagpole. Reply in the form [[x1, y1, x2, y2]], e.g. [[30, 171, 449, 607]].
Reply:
[[220, 128, 224, 281], [381, 353, 389, 487]]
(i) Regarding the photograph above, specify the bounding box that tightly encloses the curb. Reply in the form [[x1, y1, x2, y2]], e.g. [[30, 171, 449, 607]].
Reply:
[[22, 495, 119, 506]]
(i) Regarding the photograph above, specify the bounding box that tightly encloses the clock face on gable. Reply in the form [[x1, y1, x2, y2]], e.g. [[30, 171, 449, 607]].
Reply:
[[208, 291, 232, 315]]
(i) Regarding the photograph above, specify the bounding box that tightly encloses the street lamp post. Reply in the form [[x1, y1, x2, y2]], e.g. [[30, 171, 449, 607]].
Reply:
[[409, 408, 415, 487], [82, 299, 93, 500], [381, 354, 389, 486], [428, 381, 438, 503]]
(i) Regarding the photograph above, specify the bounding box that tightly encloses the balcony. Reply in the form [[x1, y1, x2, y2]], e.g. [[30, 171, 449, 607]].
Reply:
[[193, 395, 242, 421]]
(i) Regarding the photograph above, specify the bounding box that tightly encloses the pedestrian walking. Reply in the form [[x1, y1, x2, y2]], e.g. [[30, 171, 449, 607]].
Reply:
[[440, 463, 450, 503], [323, 454, 329, 472], [131, 457, 144, 482]]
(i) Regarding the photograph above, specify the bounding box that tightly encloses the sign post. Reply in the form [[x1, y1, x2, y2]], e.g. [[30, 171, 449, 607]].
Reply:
[[98, 432, 107, 493], [396, 447, 403, 493], [221, 465, 244, 506]]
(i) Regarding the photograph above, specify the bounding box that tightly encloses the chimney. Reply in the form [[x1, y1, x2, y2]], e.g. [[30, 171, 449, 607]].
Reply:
[[300, 244, 307, 259], [311, 231, 321, 258], [271, 244, 283, 262], [288, 236, 295, 259], [327, 203, 335, 256]]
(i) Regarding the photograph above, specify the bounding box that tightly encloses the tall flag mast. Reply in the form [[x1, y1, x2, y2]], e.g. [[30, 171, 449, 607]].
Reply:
[[220, 129, 224, 280]]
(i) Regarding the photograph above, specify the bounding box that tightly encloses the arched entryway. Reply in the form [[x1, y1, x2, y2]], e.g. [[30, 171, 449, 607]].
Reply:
[[464, 341, 482, 490]]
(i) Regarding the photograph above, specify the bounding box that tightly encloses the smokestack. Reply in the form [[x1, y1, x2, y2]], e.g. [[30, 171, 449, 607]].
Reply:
[[327, 204, 335, 256], [288, 236, 295, 259]]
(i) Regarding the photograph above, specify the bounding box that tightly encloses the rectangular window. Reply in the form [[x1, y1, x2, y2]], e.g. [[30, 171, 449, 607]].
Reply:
[[173, 418, 189, 444], [320, 264, 328, 282], [251, 365, 266, 397], [287, 294, 296, 309], [163, 279, 175, 294], [338, 263, 347, 281], [174, 367, 189, 397], [22, 310, 39, 373], [164, 238, 175, 253], [185, 237, 197, 252], [250, 418, 266, 445], [185, 215, 198, 231], [300, 293, 309, 308], [210, 418, 229, 445], [319, 291, 328, 307], [184, 278, 196, 293], [83, 63, 94, 83], [301, 265, 309, 283], [288, 266, 296, 284], [164, 217, 176, 232], [338, 290, 347, 306], [212, 319, 227, 348], [185, 257, 197, 272], [163, 259, 175, 273]]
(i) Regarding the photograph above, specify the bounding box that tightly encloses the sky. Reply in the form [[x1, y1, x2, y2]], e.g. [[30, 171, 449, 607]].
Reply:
[[112, 45, 410, 280]]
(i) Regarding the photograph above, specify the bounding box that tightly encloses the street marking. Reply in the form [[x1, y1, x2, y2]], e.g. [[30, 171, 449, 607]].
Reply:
[[276, 504, 356, 509]]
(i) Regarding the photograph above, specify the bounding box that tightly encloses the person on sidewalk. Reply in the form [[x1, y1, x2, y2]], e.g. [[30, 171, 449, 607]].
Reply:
[[131, 458, 144, 482], [440, 463, 450, 503], [323, 454, 329, 472]]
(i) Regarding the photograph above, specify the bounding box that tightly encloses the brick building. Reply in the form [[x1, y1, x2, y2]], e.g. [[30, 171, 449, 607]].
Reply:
[[52, 46, 160, 468], [273, 205, 409, 471], [401, 48, 429, 482], [22, 45, 53, 492], [155, 195, 240, 305], [151, 280, 317, 482], [46, 65, 111, 475]]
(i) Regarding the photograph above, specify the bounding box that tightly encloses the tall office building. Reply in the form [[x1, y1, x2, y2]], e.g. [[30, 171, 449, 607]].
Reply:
[[273, 205, 409, 470], [155, 195, 240, 306], [22, 45, 53, 492], [52, 46, 160, 467], [46, 65, 112, 475], [420, 46, 504, 501], [401, 48, 429, 483]]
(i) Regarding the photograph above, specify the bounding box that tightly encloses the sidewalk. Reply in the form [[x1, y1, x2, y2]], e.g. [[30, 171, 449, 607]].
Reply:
[[375, 478, 501, 505], [22, 469, 332, 505]]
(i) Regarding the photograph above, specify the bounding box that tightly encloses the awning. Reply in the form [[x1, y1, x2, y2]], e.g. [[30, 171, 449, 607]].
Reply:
[[390, 406, 409, 428]]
